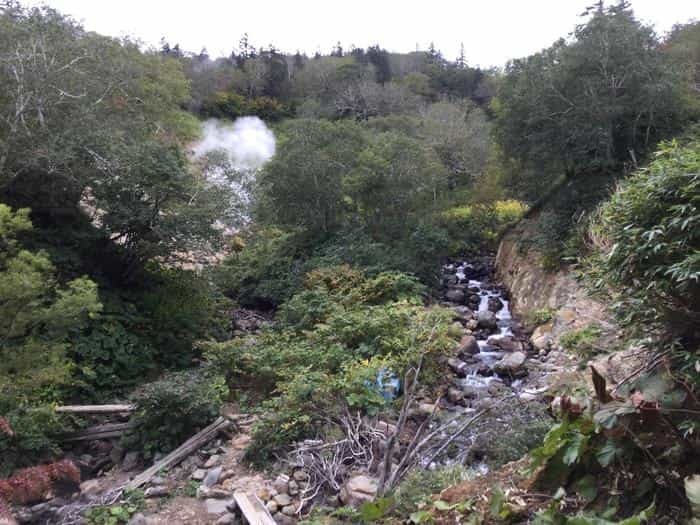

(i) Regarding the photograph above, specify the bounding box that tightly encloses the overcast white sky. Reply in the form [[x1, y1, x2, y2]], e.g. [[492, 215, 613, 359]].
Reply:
[[29, 0, 699, 67]]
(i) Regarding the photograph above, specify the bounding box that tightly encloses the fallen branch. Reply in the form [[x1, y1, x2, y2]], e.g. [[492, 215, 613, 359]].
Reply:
[[125, 416, 230, 490], [55, 404, 135, 414], [61, 422, 135, 442]]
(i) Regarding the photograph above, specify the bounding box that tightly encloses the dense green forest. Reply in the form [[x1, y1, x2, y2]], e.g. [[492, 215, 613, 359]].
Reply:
[[0, 1, 699, 524]]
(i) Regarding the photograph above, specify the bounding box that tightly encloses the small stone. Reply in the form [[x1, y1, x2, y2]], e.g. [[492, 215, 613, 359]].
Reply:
[[80, 479, 101, 495], [326, 494, 341, 507], [265, 500, 279, 514], [191, 468, 207, 481], [203, 466, 222, 488], [203, 454, 221, 468], [288, 480, 299, 496], [457, 335, 479, 357], [121, 451, 140, 472], [339, 475, 378, 506], [274, 513, 295, 525], [144, 486, 170, 498], [205, 498, 234, 516], [256, 486, 272, 501], [273, 474, 290, 494], [274, 493, 292, 506], [149, 476, 166, 486], [281, 504, 296, 516], [446, 288, 466, 304], [216, 514, 236, 525], [127, 513, 147, 525], [292, 469, 309, 482], [206, 488, 231, 499], [447, 387, 464, 404], [220, 469, 236, 483], [448, 357, 468, 377]]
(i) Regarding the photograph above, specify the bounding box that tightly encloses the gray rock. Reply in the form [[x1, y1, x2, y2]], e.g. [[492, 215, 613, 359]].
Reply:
[[121, 451, 140, 472], [80, 479, 101, 495], [493, 351, 527, 377], [487, 296, 503, 312], [477, 310, 498, 330], [127, 513, 148, 525], [448, 357, 468, 377], [273, 493, 292, 506], [274, 513, 296, 525], [144, 486, 170, 498], [203, 454, 221, 468], [216, 514, 236, 525], [203, 466, 223, 488], [206, 488, 231, 500], [339, 475, 378, 506], [456, 335, 479, 357], [282, 504, 297, 516], [487, 335, 523, 353], [288, 479, 299, 496], [273, 474, 290, 495], [205, 498, 235, 516], [191, 468, 207, 481], [265, 500, 279, 514], [292, 469, 309, 482], [149, 476, 166, 486], [447, 387, 464, 404], [445, 288, 465, 303]]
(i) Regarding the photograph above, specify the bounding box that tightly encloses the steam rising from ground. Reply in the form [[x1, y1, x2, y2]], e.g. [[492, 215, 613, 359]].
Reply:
[[192, 117, 275, 228], [193, 117, 275, 171]]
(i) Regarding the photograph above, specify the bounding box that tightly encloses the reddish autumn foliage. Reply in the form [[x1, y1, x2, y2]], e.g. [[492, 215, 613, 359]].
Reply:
[[0, 460, 80, 505]]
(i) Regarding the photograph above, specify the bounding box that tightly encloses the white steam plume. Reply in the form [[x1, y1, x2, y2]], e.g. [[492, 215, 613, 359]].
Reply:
[[193, 117, 275, 171]]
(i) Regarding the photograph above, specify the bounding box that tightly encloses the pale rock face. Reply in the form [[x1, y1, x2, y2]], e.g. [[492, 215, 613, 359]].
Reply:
[[339, 475, 378, 506], [531, 322, 554, 350]]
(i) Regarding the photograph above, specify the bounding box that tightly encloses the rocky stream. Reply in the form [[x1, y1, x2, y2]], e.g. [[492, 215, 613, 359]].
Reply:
[[9, 257, 580, 525]]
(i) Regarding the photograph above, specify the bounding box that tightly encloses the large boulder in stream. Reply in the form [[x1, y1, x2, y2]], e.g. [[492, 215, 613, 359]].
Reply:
[[493, 351, 527, 378], [477, 310, 498, 330], [487, 296, 504, 313], [445, 288, 466, 303], [487, 335, 523, 353], [456, 335, 480, 357]]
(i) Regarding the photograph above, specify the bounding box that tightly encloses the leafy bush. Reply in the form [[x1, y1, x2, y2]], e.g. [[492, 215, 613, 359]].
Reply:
[[0, 406, 73, 476], [124, 368, 228, 458], [586, 135, 700, 336], [439, 199, 526, 255], [559, 325, 602, 359], [392, 466, 471, 517], [206, 266, 453, 465]]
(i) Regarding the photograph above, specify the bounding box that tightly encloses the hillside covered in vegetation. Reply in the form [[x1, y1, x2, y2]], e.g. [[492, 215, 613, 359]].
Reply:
[[0, 1, 698, 524]]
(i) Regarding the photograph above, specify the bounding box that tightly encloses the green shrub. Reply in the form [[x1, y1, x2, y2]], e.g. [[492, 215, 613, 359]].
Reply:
[[392, 466, 472, 517], [207, 266, 453, 465], [559, 325, 603, 358], [123, 368, 228, 458], [528, 308, 556, 326], [439, 199, 526, 255], [0, 406, 72, 476], [586, 134, 700, 336]]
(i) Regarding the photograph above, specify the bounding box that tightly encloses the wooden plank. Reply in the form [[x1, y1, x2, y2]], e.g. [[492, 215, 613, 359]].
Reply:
[[62, 422, 135, 442], [233, 492, 277, 525], [55, 404, 135, 414], [126, 416, 230, 490]]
